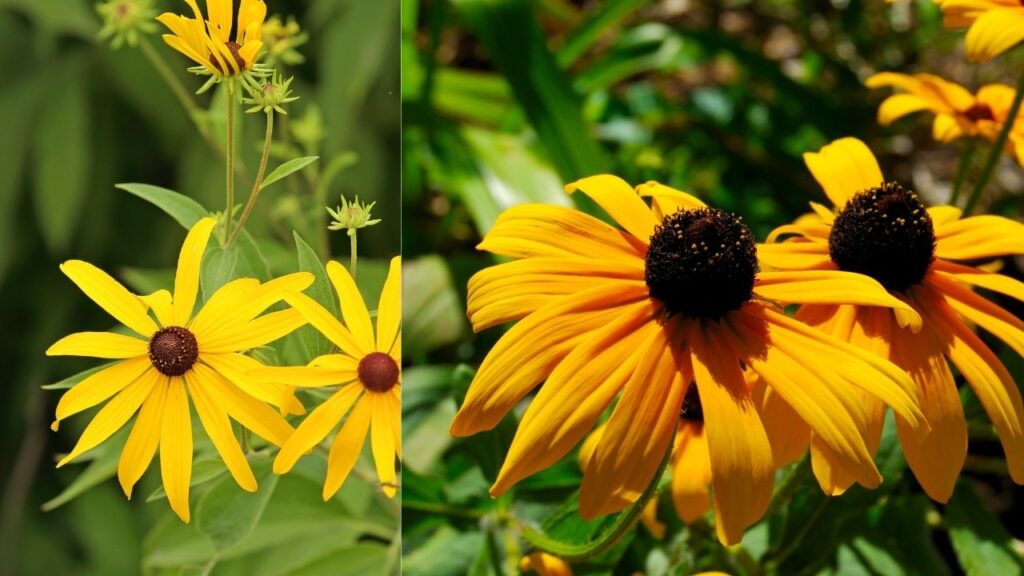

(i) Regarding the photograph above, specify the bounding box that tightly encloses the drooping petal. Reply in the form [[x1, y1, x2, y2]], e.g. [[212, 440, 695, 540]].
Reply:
[[187, 369, 256, 492], [564, 175, 659, 243], [323, 394, 373, 500], [671, 423, 713, 524], [118, 375, 169, 499], [52, 356, 152, 431], [931, 272, 1024, 357], [46, 332, 149, 359], [688, 320, 773, 546], [753, 378, 810, 469], [803, 138, 884, 209], [273, 384, 362, 474], [932, 261, 1024, 305], [160, 378, 193, 523], [479, 204, 646, 261], [60, 260, 159, 337], [326, 261, 376, 352], [377, 257, 401, 353], [369, 393, 399, 497], [171, 218, 217, 326]]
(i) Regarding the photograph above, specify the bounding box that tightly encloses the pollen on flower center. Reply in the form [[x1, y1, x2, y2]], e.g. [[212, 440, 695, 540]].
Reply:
[[210, 41, 247, 73], [358, 352, 399, 392], [644, 207, 758, 319], [829, 182, 935, 292], [680, 382, 703, 422], [148, 326, 199, 376]]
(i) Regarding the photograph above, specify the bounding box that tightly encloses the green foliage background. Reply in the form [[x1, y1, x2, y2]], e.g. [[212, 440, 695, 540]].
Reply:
[[401, 0, 1024, 574], [0, 1, 400, 575]]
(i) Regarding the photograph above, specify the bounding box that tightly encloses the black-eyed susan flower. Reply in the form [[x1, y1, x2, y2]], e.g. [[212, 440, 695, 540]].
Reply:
[[934, 0, 1024, 62], [451, 176, 930, 544], [761, 137, 1024, 502], [47, 217, 313, 522], [157, 0, 266, 78], [251, 258, 401, 499], [867, 72, 1024, 165]]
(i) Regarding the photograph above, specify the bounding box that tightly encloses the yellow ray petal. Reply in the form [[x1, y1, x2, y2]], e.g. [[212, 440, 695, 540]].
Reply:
[[933, 262, 1024, 304], [928, 205, 962, 226], [198, 308, 307, 353], [376, 257, 401, 353], [237, 0, 266, 43], [634, 180, 705, 219], [934, 214, 1024, 260], [274, 384, 362, 473], [58, 369, 157, 467], [671, 423, 713, 524], [480, 203, 646, 260], [877, 94, 938, 125], [140, 289, 174, 328], [160, 378, 193, 523], [370, 393, 398, 497], [965, 8, 1024, 62], [191, 271, 313, 338], [688, 320, 773, 546], [323, 395, 373, 500], [579, 321, 686, 520], [803, 138, 884, 209], [756, 241, 834, 271], [60, 260, 158, 337], [753, 379, 810, 469], [187, 370, 256, 492], [931, 272, 1024, 357], [248, 365, 356, 388], [52, 356, 152, 431], [205, 0, 232, 42], [194, 363, 293, 447], [285, 291, 365, 358], [171, 218, 217, 326], [47, 332, 149, 359], [186, 278, 260, 337], [765, 223, 832, 244], [491, 304, 660, 495], [118, 376, 168, 499], [199, 353, 304, 415], [933, 113, 967, 143], [326, 261, 376, 352], [565, 175, 659, 243]]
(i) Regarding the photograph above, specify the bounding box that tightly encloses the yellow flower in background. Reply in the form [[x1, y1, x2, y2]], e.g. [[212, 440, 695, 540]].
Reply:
[[47, 218, 313, 522], [451, 176, 929, 544], [520, 552, 573, 576], [761, 137, 1024, 502], [157, 0, 267, 76], [867, 72, 1024, 165], [251, 258, 401, 499], [934, 0, 1024, 61]]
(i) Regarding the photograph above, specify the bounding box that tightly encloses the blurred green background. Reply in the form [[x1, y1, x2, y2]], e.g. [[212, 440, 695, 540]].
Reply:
[[0, 1, 400, 574], [401, 0, 1024, 574]]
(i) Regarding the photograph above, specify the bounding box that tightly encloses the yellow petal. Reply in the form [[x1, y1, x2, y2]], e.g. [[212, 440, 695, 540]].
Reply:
[[60, 260, 158, 337], [172, 218, 217, 326], [140, 289, 174, 328], [187, 369, 256, 492], [160, 378, 193, 523], [47, 332, 149, 359], [634, 180, 705, 220], [199, 353, 304, 415], [273, 384, 362, 473], [928, 205, 962, 226], [57, 369, 159, 467], [876, 94, 937, 125], [248, 365, 356, 388], [754, 379, 810, 469], [326, 260, 376, 352], [689, 320, 773, 546], [965, 8, 1024, 62], [323, 394, 373, 500], [803, 138, 884, 209], [376, 256, 401, 353], [186, 278, 260, 337], [935, 214, 1024, 260], [198, 308, 307, 353], [236, 0, 266, 43], [369, 393, 398, 497], [206, 0, 232, 42], [931, 272, 1024, 357], [194, 363, 294, 447], [933, 113, 967, 143], [756, 241, 834, 271], [118, 376, 168, 499], [670, 423, 713, 524], [285, 291, 365, 358], [53, 356, 152, 431], [564, 175, 659, 243]]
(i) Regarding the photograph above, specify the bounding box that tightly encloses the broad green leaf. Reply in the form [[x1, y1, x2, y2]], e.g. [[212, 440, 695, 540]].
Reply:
[[146, 459, 228, 502], [946, 479, 1024, 576], [403, 525, 484, 576], [42, 362, 117, 390], [259, 156, 319, 190], [195, 459, 279, 551], [0, 0, 98, 38], [402, 256, 467, 357], [42, 429, 128, 511], [287, 543, 391, 576], [294, 231, 337, 360], [116, 183, 209, 229], [32, 58, 89, 253], [199, 247, 238, 303]]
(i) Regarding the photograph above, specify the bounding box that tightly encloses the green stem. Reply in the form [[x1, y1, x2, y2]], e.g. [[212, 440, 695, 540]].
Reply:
[[138, 36, 219, 153], [227, 110, 275, 247], [763, 454, 810, 520], [963, 72, 1024, 215], [520, 429, 674, 563], [949, 142, 976, 206], [224, 88, 236, 244], [350, 232, 358, 278]]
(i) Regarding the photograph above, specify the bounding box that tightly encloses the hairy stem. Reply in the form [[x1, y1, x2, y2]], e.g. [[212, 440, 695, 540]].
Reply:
[[228, 110, 275, 247]]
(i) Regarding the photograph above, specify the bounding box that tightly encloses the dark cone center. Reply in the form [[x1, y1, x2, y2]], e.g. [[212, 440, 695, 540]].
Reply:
[[963, 103, 995, 122], [210, 41, 247, 73], [828, 182, 935, 292], [644, 207, 758, 318], [358, 352, 399, 393], [149, 326, 199, 376], [680, 382, 703, 422]]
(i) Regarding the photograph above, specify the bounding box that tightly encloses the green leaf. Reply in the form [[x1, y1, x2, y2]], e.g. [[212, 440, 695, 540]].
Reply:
[[42, 362, 117, 390], [200, 247, 238, 303], [42, 429, 127, 511], [402, 256, 467, 357], [294, 231, 337, 360], [195, 460, 279, 551], [32, 59, 89, 253], [259, 156, 319, 191], [146, 459, 228, 502], [946, 479, 1024, 576], [116, 183, 209, 229], [403, 525, 484, 576], [556, 0, 648, 67], [286, 543, 391, 576]]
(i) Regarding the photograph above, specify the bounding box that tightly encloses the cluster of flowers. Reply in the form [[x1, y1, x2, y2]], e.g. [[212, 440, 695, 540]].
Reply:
[[452, 2, 1024, 569]]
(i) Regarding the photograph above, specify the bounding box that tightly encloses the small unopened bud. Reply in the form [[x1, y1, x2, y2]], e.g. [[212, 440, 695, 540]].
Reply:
[[96, 0, 157, 48], [327, 195, 382, 236], [244, 71, 299, 114]]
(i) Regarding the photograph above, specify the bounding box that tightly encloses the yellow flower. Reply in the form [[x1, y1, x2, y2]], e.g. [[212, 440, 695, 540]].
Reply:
[[451, 176, 929, 544], [934, 0, 1024, 61], [47, 218, 312, 522], [251, 258, 402, 499], [867, 72, 1024, 165], [520, 552, 573, 576], [761, 137, 1024, 502], [157, 0, 266, 76]]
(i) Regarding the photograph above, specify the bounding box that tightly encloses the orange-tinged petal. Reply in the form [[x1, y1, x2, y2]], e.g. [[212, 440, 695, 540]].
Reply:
[[931, 272, 1024, 357], [171, 218, 216, 326], [965, 8, 1024, 62], [118, 376, 168, 499], [671, 422, 713, 523], [935, 214, 1024, 260], [756, 242, 834, 271], [274, 384, 362, 474], [52, 357, 152, 431], [479, 204, 645, 261], [803, 138, 884, 209], [47, 332, 149, 359], [187, 369, 256, 492], [520, 552, 573, 576], [160, 378, 193, 523], [60, 260, 159, 337], [754, 378, 810, 469], [565, 175, 659, 243], [323, 394, 373, 500]]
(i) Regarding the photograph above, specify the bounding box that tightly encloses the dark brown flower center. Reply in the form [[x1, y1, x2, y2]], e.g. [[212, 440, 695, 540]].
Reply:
[[358, 352, 399, 393], [963, 103, 995, 122], [210, 41, 247, 73], [828, 182, 935, 292], [645, 207, 758, 319], [680, 382, 703, 422], [149, 326, 199, 376]]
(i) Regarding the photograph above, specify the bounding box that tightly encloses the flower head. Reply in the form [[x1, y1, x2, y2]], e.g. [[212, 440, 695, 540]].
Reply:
[[47, 218, 314, 522], [244, 70, 299, 114], [327, 195, 382, 236], [451, 175, 929, 544], [934, 0, 1024, 62], [262, 15, 308, 66], [762, 137, 1024, 501], [157, 0, 267, 78], [97, 0, 158, 48], [251, 258, 402, 499]]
